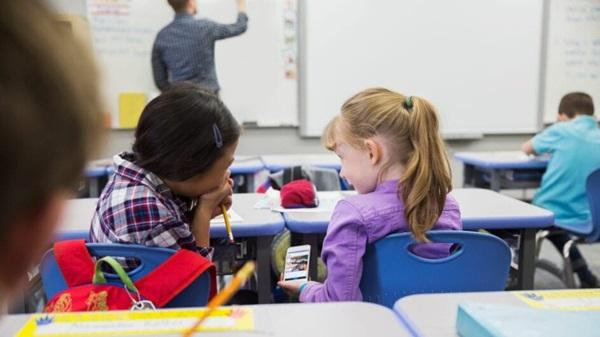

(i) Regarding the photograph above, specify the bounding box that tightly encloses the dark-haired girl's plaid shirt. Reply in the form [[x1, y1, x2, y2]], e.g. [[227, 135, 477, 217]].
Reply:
[[89, 152, 212, 268]]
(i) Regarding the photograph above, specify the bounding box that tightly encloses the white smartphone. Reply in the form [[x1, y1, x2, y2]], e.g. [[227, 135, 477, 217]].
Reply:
[[283, 245, 311, 282]]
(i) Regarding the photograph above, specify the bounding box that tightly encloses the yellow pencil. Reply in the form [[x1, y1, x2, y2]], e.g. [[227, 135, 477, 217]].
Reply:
[[221, 205, 235, 243], [182, 261, 256, 337]]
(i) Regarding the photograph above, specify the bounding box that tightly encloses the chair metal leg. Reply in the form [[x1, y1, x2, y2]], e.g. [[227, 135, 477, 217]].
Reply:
[[536, 258, 564, 283], [562, 239, 577, 288], [535, 230, 550, 260]]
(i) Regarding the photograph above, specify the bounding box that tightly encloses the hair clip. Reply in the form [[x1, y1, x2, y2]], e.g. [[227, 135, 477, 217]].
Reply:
[[405, 96, 414, 109], [213, 123, 223, 149]]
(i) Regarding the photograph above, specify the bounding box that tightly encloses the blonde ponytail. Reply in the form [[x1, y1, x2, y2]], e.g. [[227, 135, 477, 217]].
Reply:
[[322, 88, 452, 242], [401, 97, 452, 242]]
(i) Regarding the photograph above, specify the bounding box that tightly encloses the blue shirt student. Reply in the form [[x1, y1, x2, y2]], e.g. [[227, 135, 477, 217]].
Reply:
[[523, 92, 600, 288], [532, 115, 600, 226]]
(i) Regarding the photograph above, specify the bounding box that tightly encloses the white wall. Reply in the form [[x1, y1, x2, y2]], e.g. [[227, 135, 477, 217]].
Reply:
[[45, 0, 536, 187]]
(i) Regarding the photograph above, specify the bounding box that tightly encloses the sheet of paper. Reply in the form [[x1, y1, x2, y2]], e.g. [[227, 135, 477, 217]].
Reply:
[[253, 188, 282, 210], [17, 308, 253, 336], [514, 289, 600, 311], [210, 209, 244, 223]]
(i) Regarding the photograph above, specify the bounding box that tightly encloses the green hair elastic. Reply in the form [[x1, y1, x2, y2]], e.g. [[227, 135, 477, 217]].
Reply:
[[405, 96, 414, 109]]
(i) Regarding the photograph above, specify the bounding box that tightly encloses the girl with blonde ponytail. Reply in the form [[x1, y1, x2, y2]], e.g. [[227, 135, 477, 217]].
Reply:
[[278, 88, 462, 302]]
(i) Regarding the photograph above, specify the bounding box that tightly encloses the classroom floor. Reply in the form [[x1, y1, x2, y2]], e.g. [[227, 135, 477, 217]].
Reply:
[[535, 240, 600, 289]]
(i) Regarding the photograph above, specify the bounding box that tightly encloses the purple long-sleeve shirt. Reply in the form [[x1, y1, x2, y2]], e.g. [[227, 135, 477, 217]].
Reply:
[[299, 180, 462, 303]]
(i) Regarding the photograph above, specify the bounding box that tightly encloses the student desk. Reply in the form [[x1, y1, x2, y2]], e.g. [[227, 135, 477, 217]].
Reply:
[[394, 290, 597, 337], [0, 302, 412, 337], [454, 151, 549, 192], [55, 198, 99, 241], [83, 156, 267, 196], [261, 153, 341, 172], [56, 194, 285, 303], [229, 156, 267, 193], [83, 166, 107, 197], [283, 188, 554, 289], [210, 193, 285, 303], [83, 158, 114, 197]]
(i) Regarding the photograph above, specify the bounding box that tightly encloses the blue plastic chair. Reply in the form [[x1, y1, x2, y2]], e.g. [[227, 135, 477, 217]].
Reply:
[[41, 243, 212, 308], [359, 230, 511, 308], [536, 168, 600, 287], [53, 230, 89, 242]]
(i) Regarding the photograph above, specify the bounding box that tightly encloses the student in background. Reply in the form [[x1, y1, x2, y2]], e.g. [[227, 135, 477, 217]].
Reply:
[[90, 83, 239, 267], [152, 0, 248, 94], [522, 92, 600, 288], [0, 1, 103, 309], [278, 88, 462, 302]]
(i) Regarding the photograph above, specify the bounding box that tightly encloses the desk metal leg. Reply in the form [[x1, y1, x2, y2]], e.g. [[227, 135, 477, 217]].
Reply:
[[490, 170, 501, 192], [246, 173, 255, 193], [517, 228, 537, 289], [256, 236, 273, 304], [89, 177, 99, 197], [463, 164, 475, 187]]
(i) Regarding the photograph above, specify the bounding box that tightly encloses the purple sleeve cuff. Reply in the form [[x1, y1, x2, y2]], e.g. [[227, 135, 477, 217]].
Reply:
[[298, 282, 309, 294], [298, 281, 320, 302]]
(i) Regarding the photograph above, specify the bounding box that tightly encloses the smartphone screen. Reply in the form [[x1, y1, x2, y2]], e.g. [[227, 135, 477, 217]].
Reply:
[[283, 245, 310, 282]]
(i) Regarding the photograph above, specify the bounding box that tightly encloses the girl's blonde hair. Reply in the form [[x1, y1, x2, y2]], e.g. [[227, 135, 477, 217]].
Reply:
[[323, 88, 452, 242]]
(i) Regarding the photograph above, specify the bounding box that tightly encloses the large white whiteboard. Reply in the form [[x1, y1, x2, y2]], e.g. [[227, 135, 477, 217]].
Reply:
[[87, 0, 297, 128], [544, 0, 600, 123], [300, 0, 545, 137]]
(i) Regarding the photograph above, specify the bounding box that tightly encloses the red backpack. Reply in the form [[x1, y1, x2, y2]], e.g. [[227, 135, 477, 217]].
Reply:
[[44, 240, 216, 312]]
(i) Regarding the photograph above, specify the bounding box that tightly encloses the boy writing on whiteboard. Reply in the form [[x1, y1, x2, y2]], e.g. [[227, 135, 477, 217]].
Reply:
[[522, 92, 600, 288], [152, 0, 248, 95]]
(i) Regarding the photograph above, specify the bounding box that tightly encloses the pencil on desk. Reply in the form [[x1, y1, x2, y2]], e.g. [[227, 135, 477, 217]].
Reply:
[[182, 261, 256, 337], [221, 205, 235, 243]]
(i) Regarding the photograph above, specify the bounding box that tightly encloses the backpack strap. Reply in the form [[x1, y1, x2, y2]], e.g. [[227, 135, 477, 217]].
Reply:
[[53, 240, 96, 287], [134, 249, 217, 307]]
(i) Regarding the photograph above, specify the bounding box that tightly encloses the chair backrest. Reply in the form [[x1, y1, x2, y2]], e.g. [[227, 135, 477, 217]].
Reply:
[[53, 230, 89, 242], [41, 243, 212, 308], [269, 165, 342, 191], [359, 230, 511, 308], [304, 166, 342, 191], [586, 168, 600, 242]]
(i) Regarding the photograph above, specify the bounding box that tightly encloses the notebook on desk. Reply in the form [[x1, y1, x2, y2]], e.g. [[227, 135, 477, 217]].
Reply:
[[456, 301, 600, 337]]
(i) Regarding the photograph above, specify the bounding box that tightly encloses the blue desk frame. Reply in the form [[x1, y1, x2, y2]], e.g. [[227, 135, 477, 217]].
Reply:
[[454, 152, 549, 192], [230, 156, 267, 193], [83, 166, 111, 197]]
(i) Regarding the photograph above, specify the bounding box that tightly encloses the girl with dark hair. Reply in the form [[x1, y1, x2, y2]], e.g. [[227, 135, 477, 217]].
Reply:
[[90, 83, 241, 264]]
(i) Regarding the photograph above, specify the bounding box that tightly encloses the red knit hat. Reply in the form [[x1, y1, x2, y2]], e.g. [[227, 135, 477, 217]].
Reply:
[[280, 179, 319, 208]]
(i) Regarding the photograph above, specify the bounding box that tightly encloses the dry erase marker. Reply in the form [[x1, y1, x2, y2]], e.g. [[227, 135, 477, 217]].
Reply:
[[221, 205, 235, 243], [182, 261, 255, 337]]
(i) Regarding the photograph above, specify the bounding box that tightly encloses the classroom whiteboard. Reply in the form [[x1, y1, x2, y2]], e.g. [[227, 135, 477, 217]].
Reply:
[[87, 0, 298, 128], [300, 0, 545, 137], [544, 0, 600, 123]]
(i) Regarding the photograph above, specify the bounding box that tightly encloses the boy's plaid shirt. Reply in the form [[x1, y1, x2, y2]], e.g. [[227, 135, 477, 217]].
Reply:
[[89, 153, 212, 267]]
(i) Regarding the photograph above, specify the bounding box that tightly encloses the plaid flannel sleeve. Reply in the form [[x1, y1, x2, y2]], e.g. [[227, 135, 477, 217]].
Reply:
[[107, 194, 213, 260], [149, 217, 214, 260]]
